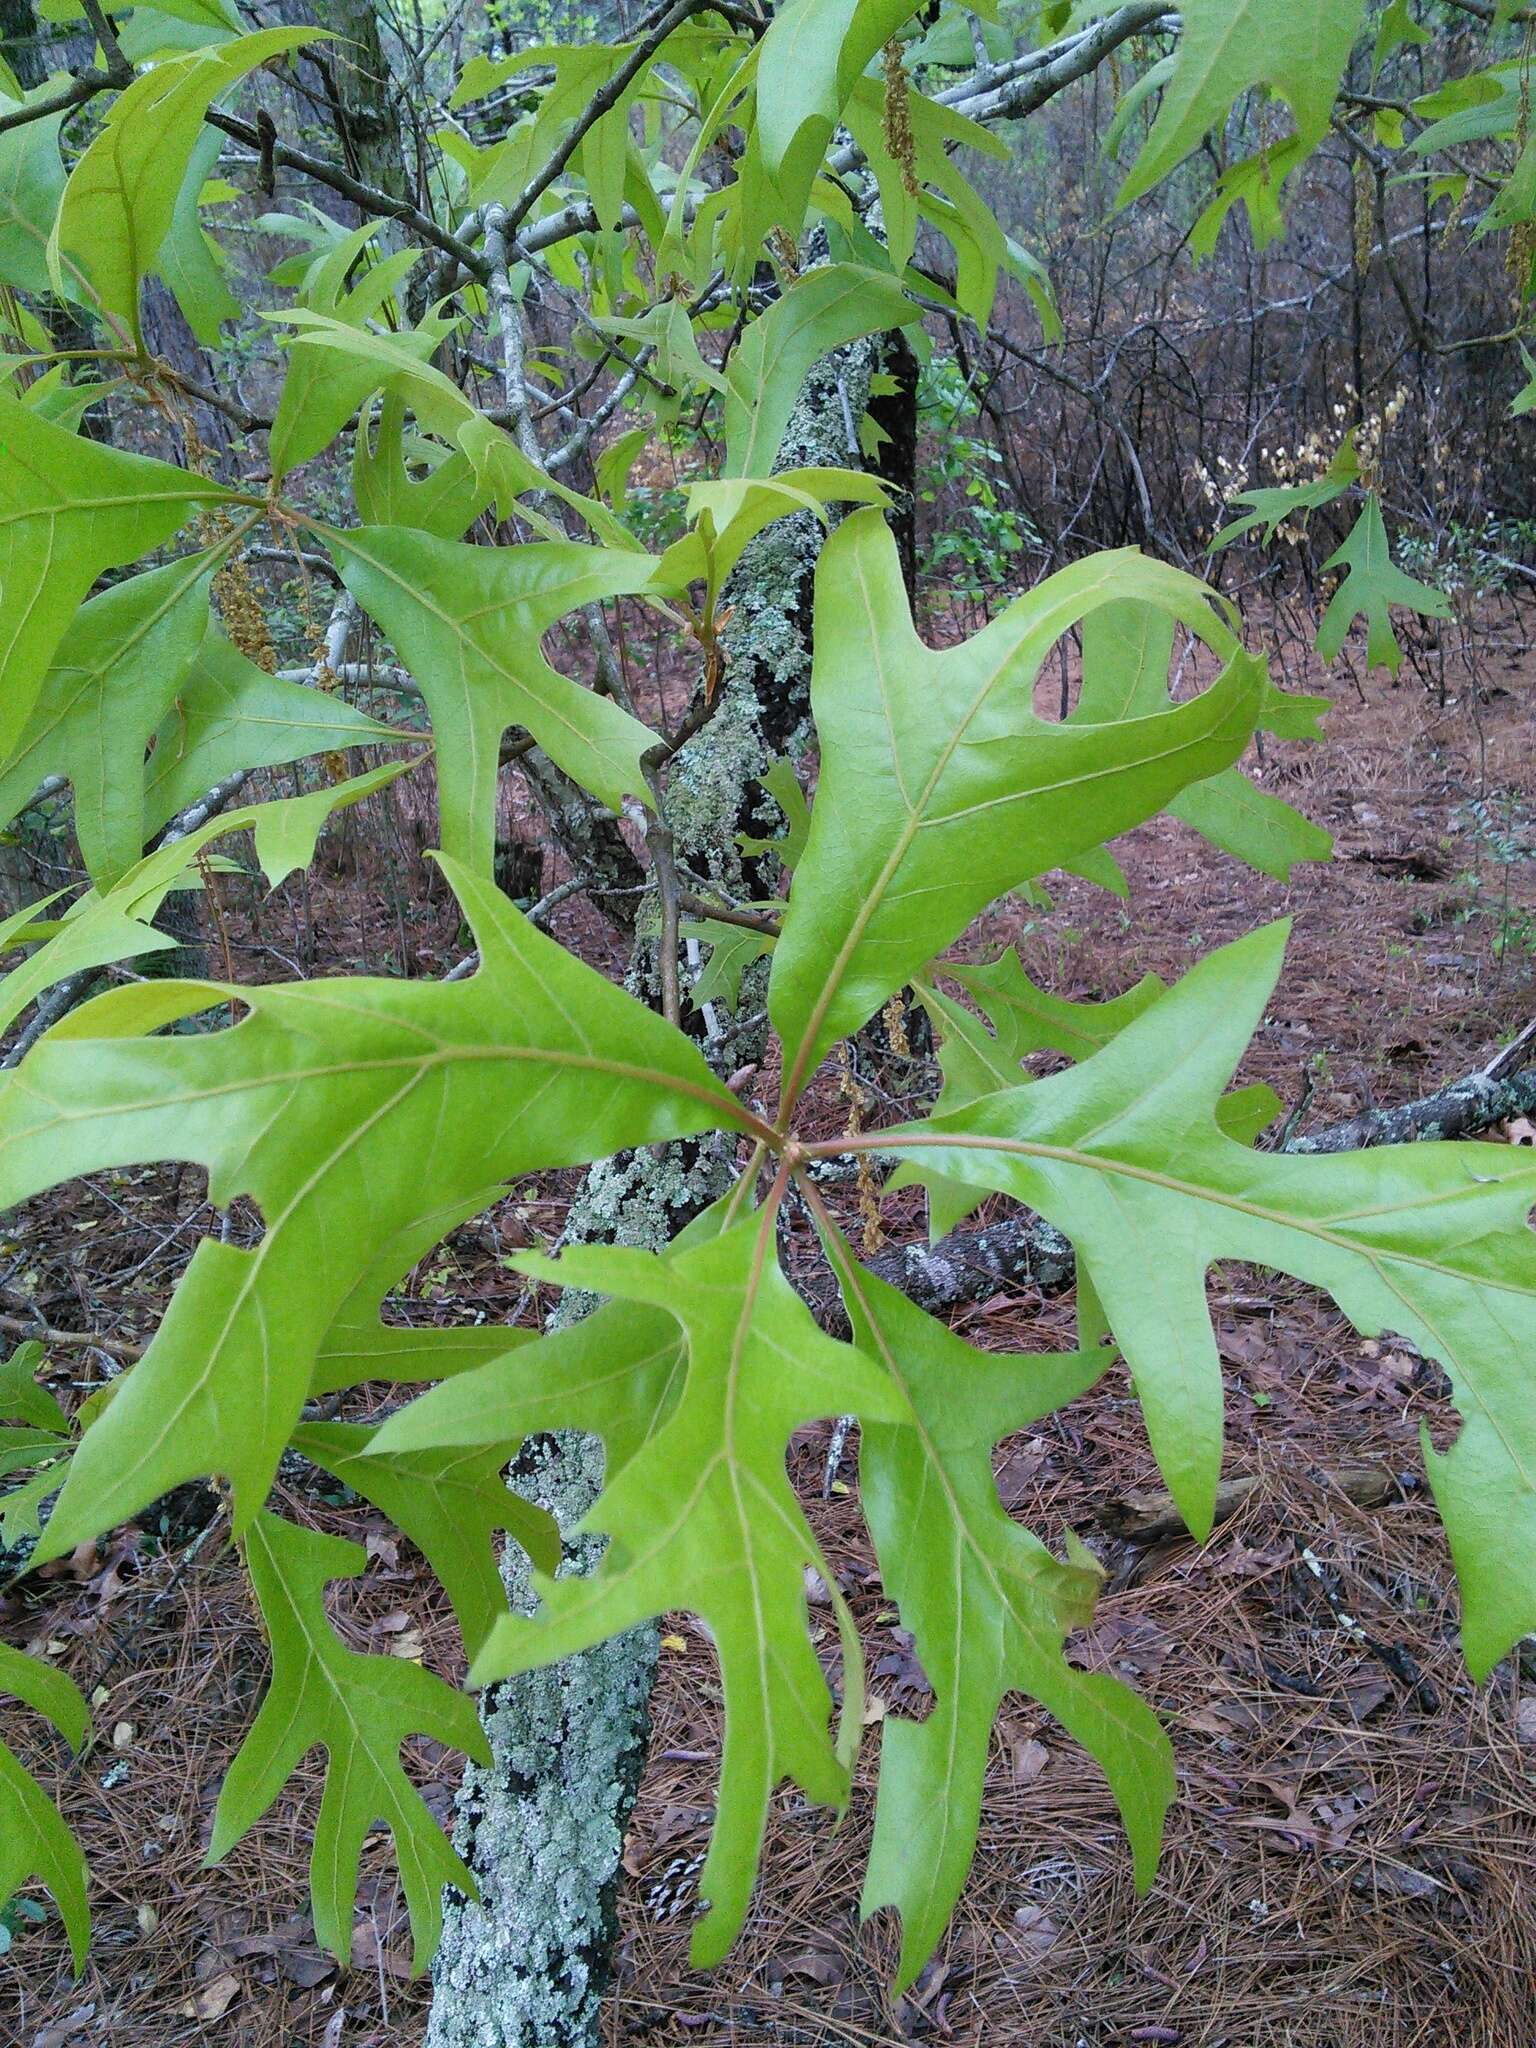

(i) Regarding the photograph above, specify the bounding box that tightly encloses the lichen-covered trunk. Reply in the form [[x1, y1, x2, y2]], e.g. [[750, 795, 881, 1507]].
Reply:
[[425, 334, 900, 2048]]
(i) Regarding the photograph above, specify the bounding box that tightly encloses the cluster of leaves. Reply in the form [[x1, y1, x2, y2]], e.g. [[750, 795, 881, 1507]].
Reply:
[[0, 0, 1533, 2001], [915, 354, 1041, 612], [1213, 434, 1456, 674]]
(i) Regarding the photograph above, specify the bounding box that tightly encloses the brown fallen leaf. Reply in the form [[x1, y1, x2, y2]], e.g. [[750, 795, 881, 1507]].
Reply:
[[279, 1945, 337, 1989], [177, 1972, 241, 2020], [1012, 1737, 1050, 1785], [31, 2003, 96, 2048], [1011, 1904, 1060, 1960], [771, 1946, 845, 1989]]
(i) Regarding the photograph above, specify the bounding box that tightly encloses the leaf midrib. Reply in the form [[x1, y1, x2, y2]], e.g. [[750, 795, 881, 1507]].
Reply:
[[9, 1038, 749, 1143], [781, 549, 1237, 1103], [877, 1124, 1536, 1303]]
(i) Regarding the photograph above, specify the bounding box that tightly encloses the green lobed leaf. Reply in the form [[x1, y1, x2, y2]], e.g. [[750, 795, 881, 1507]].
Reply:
[[207, 1511, 488, 1970], [594, 425, 652, 510], [0, 1427, 69, 1479], [0, 1641, 90, 1970], [1087, 0, 1366, 206], [0, 855, 751, 1556], [819, 1229, 1175, 1988], [722, 265, 914, 478], [0, 763, 411, 1038], [948, 952, 1166, 1071], [266, 302, 462, 482], [0, 1340, 72, 1537], [671, 468, 892, 598], [0, 548, 223, 887], [1374, 0, 1430, 74], [370, 1293, 688, 1482], [910, 958, 1167, 1238], [141, 630, 402, 836], [1473, 133, 1536, 243], [353, 394, 495, 541], [327, 525, 673, 861], [1315, 494, 1453, 675], [682, 916, 774, 1012], [1212, 434, 1361, 548], [49, 27, 320, 344], [737, 756, 811, 869], [0, 1457, 69, 1546], [1103, 50, 1177, 158], [752, 0, 919, 236], [1190, 135, 1310, 260], [885, 922, 1536, 1676], [462, 1212, 907, 1966], [0, 393, 226, 754], [595, 299, 729, 406], [290, 1421, 558, 1655], [1075, 598, 1333, 882], [768, 509, 1267, 1098], [909, 955, 1278, 1236], [452, 42, 633, 211], [0, 1341, 67, 1435]]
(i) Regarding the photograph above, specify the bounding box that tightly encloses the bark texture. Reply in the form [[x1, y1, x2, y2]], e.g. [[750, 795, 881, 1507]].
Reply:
[[426, 333, 886, 2048]]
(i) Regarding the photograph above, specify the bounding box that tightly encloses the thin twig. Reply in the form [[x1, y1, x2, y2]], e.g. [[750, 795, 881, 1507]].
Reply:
[[0, 68, 116, 139], [0, 1308, 143, 1363], [78, 0, 135, 83], [499, 0, 711, 241], [625, 796, 684, 1028], [207, 108, 490, 281], [675, 889, 780, 937]]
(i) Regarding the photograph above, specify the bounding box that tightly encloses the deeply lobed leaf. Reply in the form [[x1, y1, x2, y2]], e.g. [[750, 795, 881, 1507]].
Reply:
[[208, 1512, 488, 1971], [821, 1231, 1174, 1986], [0, 858, 752, 1554], [393, 1210, 907, 1964], [888, 922, 1536, 1673], [769, 509, 1268, 1097]]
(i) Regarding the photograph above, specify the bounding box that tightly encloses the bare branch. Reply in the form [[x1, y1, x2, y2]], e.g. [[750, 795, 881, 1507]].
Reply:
[[206, 108, 490, 281], [0, 1306, 142, 1362], [0, 67, 116, 138], [499, 0, 713, 241]]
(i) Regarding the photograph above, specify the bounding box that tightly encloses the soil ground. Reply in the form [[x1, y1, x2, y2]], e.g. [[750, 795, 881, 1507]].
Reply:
[[3, 598, 1536, 2048]]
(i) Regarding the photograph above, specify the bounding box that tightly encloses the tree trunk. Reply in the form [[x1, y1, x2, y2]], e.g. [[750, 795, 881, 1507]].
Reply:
[[426, 333, 889, 2048], [325, 0, 411, 214], [264, 0, 410, 228]]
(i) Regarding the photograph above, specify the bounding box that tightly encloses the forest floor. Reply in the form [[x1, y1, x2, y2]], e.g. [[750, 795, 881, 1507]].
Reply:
[[4, 596, 1536, 2048]]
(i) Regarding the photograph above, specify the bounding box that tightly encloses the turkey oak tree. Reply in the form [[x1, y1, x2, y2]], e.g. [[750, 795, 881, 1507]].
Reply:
[[0, 0, 1534, 2039]]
